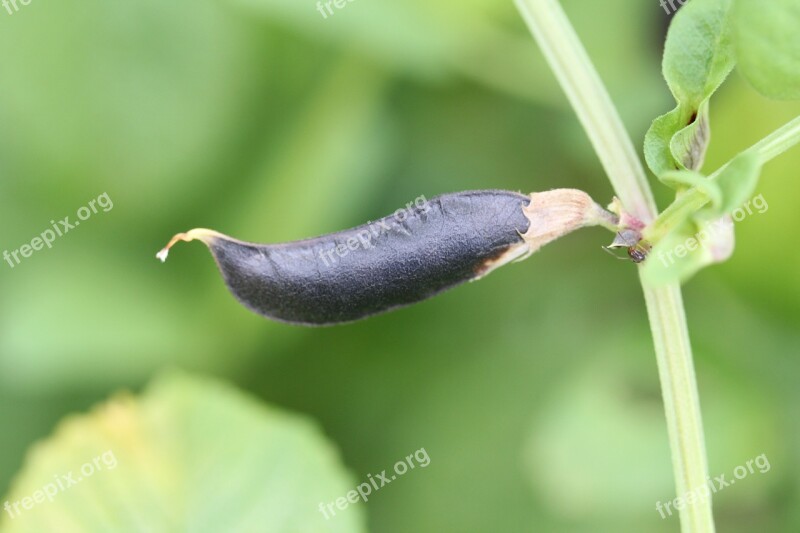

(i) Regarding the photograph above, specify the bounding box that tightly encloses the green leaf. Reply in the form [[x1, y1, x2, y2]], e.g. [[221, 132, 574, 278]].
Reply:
[[662, 0, 735, 106], [645, 102, 711, 177], [714, 150, 763, 214], [642, 216, 734, 285], [0, 373, 365, 533], [644, 108, 685, 176], [733, 0, 800, 100], [644, 0, 735, 178], [669, 101, 711, 172], [642, 151, 761, 285]]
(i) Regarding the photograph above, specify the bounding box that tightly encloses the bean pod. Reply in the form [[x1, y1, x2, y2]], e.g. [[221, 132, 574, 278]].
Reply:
[[158, 189, 607, 325]]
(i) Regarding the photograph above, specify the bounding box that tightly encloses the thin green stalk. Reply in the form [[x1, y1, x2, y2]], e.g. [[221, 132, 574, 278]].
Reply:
[[641, 283, 714, 532], [646, 115, 800, 242], [752, 114, 800, 163], [514, 1, 714, 531], [513, 0, 657, 224]]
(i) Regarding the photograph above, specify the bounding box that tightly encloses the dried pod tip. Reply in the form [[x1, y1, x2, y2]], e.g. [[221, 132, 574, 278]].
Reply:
[[156, 228, 223, 263]]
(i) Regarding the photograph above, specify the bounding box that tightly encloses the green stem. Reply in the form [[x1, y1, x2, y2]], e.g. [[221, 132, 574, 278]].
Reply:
[[645, 115, 800, 242], [752, 114, 800, 163], [513, 0, 657, 224], [641, 283, 714, 532], [514, 1, 715, 531]]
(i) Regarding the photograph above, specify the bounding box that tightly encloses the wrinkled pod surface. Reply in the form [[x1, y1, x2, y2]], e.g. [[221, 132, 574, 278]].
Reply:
[[158, 189, 611, 326]]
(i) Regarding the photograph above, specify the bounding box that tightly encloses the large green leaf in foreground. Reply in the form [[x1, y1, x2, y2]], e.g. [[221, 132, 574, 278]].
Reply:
[[0, 374, 364, 533]]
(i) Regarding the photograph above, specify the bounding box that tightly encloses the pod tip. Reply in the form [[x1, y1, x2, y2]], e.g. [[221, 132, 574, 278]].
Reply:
[[156, 228, 221, 263]]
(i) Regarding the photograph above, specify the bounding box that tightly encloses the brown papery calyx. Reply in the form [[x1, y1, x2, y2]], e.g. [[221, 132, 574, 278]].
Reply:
[[520, 189, 617, 255]]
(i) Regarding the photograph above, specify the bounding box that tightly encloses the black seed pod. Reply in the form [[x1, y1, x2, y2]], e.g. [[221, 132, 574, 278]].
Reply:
[[158, 189, 610, 326]]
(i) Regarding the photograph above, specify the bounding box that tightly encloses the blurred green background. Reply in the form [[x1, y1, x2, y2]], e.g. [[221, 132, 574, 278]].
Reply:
[[0, 0, 798, 531]]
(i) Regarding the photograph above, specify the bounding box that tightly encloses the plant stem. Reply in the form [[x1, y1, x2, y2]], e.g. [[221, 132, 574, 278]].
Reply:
[[752, 114, 800, 163], [645, 114, 800, 242], [641, 283, 714, 532], [514, 1, 715, 531], [513, 0, 657, 224]]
